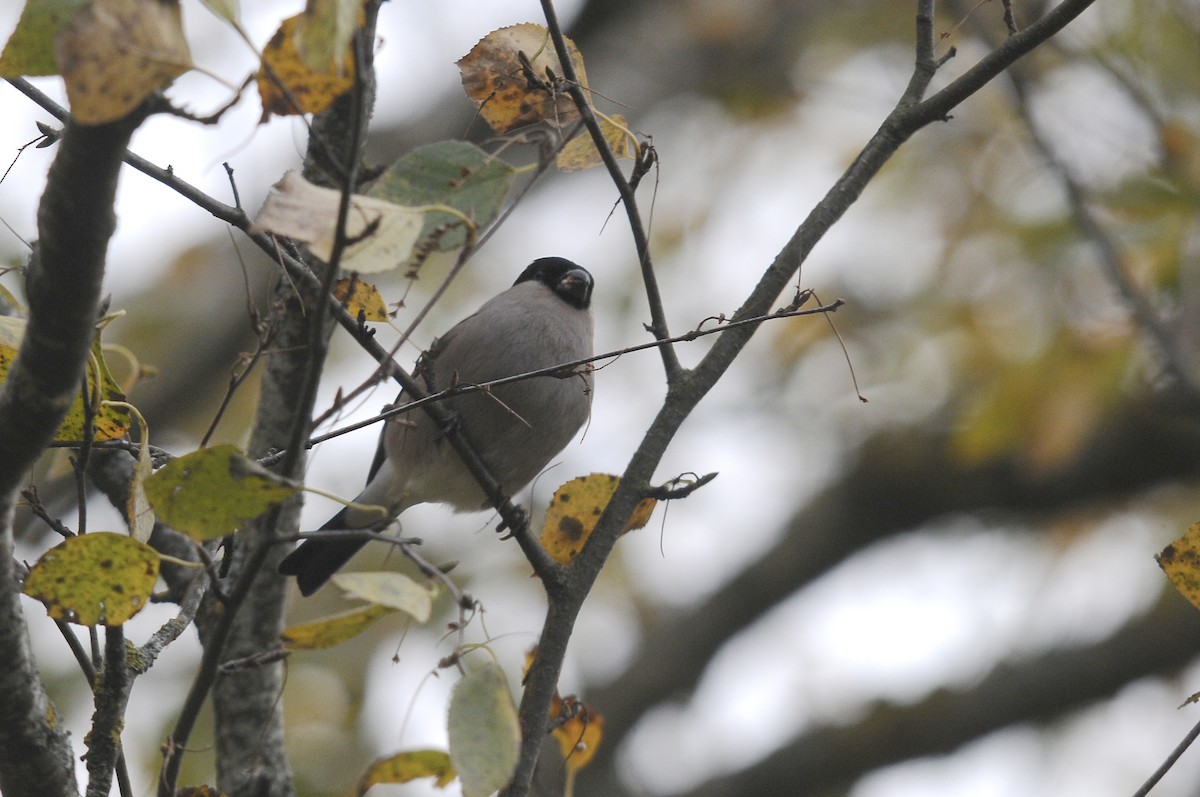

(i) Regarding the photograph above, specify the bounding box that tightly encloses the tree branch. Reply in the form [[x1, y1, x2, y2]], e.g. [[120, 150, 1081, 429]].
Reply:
[[506, 1, 1104, 795], [0, 103, 148, 797], [539, 0, 682, 379], [84, 625, 130, 797], [165, 12, 383, 797]]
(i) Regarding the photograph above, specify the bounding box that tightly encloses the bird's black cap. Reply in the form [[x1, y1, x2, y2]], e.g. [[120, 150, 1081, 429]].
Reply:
[[515, 257, 593, 310]]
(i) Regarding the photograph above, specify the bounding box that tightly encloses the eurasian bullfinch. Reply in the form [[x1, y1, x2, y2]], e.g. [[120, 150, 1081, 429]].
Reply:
[[279, 257, 595, 595]]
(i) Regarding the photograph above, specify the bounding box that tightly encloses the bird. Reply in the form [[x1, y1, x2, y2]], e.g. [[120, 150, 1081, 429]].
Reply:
[[279, 257, 595, 596]]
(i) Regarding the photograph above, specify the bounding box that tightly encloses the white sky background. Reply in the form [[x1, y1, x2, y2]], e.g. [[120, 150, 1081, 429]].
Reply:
[[2, 2, 1199, 796]]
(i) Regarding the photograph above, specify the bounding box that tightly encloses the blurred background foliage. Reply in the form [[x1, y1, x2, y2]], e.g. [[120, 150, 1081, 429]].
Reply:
[[4, 1, 1200, 796]]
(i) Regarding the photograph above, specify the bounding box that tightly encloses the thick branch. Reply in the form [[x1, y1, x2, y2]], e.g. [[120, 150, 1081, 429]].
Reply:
[[0, 108, 146, 797]]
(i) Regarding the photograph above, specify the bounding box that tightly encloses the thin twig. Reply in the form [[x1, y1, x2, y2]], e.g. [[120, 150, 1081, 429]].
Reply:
[[1131, 714, 1200, 797], [538, 0, 681, 380], [294, 299, 844, 453], [643, 471, 718, 501], [137, 572, 207, 671]]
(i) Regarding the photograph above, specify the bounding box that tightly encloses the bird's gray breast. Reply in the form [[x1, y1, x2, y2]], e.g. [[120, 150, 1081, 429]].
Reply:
[[404, 282, 594, 503]]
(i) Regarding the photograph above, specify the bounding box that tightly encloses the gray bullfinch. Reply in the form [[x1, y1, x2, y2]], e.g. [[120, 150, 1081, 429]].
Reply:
[[279, 257, 595, 595]]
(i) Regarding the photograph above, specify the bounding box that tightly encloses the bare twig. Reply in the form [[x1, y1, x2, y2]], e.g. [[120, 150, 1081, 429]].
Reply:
[[538, 0, 681, 379], [643, 472, 718, 501], [1131, 714, 1200, 797], [296, 298, 844, 452]]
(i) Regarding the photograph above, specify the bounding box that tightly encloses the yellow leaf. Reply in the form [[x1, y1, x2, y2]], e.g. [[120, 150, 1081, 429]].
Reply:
[[0, 0, 89, 77], [551, 698, 603, 773], [0, 316, 132, 442], [281, 604, 395, 650], [1158, 522, 1200, 612], [251, 171, 424, 273], [55, 0, 192, 125], [58, 336, 133, 442], [330, 571, 436, 622], [23, 532, 159, 626], [457, 23, 588, 134], [257, 11, 354, 118], [142, 444, 299, 541], [333, 278, 389, 321], [358, 749, 456, 794], [448, 662, 520, 797], [556, 113, 636, 172], [539, 474, 656, 564]]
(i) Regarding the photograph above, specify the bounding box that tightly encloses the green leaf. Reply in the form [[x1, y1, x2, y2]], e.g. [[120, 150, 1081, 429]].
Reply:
[[448, 662, 521, 797], [23, 532, 160, 626], [143, 444, 299, 540], [0, 0, 89, 77], [369, 141, 516, 263]]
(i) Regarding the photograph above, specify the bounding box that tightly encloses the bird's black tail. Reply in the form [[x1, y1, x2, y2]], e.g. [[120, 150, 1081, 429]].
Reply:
[[278, 509, 367, 596]]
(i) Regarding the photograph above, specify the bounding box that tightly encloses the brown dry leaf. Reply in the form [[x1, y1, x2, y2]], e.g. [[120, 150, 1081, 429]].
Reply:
[[257, 11, 354, 118], [556, 113, 636, 172], [457, 23, 588, 134], [55, 0, 192, 125], [539, 473, 656, 565], [175, 787, 227, 797]]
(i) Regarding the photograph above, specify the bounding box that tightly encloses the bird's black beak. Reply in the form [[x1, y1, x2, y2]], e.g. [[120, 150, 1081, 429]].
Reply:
[[556, 268, 593, 309]]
